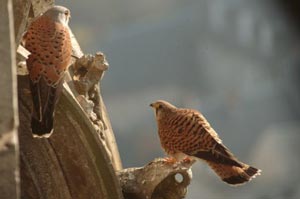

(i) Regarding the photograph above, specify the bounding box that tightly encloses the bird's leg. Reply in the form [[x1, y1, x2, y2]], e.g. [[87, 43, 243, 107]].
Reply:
[[162, 152, 186, 164], [162, 157, 177, 164], [182, 156, 193, 164]]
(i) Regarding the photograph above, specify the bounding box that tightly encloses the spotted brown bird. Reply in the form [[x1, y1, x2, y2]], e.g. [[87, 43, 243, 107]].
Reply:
[[23, 6, 72, 138], [150, 100, 261, 185]]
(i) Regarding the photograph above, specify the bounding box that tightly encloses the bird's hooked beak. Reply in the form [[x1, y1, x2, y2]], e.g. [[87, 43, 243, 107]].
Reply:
[[150, 102, 159, 109], [150, 102, 160, 116]]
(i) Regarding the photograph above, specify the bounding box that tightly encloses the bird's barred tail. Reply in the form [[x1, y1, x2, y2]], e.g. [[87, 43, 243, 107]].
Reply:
[[206, 161, 261, 185], [31, 116, 54, 138], [29, 78, 63, 138]]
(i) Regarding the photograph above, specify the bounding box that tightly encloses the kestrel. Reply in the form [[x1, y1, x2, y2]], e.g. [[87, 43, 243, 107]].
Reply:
[[150, 100, 261, 185], [23, 6, 72, 138]]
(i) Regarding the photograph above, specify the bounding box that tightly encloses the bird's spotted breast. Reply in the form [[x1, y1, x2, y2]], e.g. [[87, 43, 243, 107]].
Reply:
[[25, 15, 71, 86]]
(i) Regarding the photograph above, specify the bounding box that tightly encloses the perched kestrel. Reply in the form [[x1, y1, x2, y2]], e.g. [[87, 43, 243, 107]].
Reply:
[[23, 6, 72, 138], [150, 100, 261, 185]]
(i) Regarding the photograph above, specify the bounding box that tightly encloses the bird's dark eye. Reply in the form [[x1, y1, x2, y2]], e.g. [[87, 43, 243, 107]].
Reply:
[[158, 104, 162, 109], [64, 10, 69, 15]]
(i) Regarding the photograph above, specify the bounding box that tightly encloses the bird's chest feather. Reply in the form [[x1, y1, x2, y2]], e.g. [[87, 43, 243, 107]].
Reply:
[[25, 17, 72, 85], [157, 119, 185, 153]]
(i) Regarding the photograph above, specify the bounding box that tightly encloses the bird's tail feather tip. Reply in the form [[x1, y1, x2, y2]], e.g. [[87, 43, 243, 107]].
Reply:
[[32, 131, 53, 138], [31, 117, 54, 138], [245, 166, 262, 178], [223, 166, 261, 186]]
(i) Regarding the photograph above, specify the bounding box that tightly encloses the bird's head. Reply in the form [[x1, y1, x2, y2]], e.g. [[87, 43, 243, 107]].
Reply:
[[150, 100, 176, 120], [43, 6, 71, 26]]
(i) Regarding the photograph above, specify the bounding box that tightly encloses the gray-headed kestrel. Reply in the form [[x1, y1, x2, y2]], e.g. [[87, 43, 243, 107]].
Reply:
[[150, 100, 261, 185], [23, 6, 72, 137]]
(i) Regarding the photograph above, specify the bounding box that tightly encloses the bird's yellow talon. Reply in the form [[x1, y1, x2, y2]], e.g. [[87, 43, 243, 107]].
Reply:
[[163, 157, 177, 164]]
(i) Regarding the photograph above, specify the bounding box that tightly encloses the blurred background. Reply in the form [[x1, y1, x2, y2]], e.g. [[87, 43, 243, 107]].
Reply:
[[58, 0, 300, 198]]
